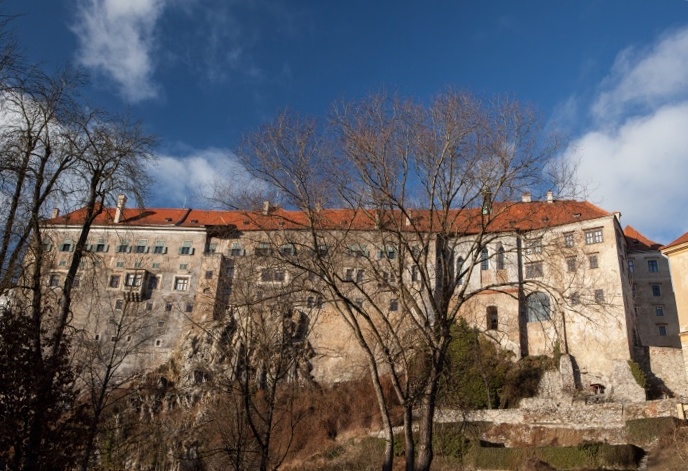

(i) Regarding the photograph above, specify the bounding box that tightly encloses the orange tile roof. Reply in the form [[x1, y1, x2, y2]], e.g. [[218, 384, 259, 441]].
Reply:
[[662, 232, 688, 251], [43, 199, 611, 234], [624, 225, 662, 252]]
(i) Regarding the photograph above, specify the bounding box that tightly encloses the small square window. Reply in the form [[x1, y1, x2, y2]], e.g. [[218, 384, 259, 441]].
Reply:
[[155, 339, 162, 347], [566, 257, 576, 272], [146, 301, 153, 311], [656, 306, 665, 317], [179, 263, 188, 270], [115, 299, 123, 310], [116, 261, 124, 268], [110, 336, 117, 342], [60, 242, 73, 252], [94, 334, 100, 341], [651, 284, 661, 297], [165, 302, 173, 312], [95, 243, 107, 252], [389, 299, 399, 312], [58, 260, 66, 267], [648, 260, 659, 273], [152, 263, 161, 269], [205, 270, 213, 279], [158, 321, 165, 328], [658, 325, 667, 336]]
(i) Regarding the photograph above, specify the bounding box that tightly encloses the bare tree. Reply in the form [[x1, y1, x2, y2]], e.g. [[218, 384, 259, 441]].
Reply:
[[233, 91, 568, 471]]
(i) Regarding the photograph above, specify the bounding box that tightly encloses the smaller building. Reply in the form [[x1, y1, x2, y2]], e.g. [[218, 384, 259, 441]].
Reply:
[[625, 226, 680, 348]]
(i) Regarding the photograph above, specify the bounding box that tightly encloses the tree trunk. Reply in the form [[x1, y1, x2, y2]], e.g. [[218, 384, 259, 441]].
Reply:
[[402, 402, 415, 471]]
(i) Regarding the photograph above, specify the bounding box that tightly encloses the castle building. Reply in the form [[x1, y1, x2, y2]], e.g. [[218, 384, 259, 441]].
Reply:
[[40, 193, 661, 399]]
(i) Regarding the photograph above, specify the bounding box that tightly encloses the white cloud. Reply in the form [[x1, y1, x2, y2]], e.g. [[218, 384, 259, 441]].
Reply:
[[592, 27, 688, 125], [563, 26, 688, 243], [147, 148, 258, 208], [72, 0, 167, 102]]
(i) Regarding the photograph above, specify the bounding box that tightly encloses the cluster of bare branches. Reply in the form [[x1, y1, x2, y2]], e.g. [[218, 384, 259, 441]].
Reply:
[[0, 21, 156, 470], [231, 90, 573, 471]]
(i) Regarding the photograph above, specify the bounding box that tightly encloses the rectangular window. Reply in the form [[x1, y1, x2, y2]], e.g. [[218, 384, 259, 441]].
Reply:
[[179, 241, 193, 255], [585, 228, 603, 245], [115, 299, 123, 310], [525, 238, 542, 255], [628, 259, 635, 273], [345, 268, 354, 282], [165, 302, 173, 312], [179, 263, 188, 270], [526, 262, 543, 278], [651, 284, 662, 297], [279, 244, 295, 256], [153, 240, 166, 254], [347, 244, 367, 258], [260, 269, 285, 283], [229, 242, 244, 256], [656, 306, 665, 316], [134, 239, 148, 253], [658, 325, 667, 336], [356, 269, 364, 283], [174, 277, 189, 291], [564, 232, 574, 248], [589, 254, 599, 269], [146, 301, 153, 311], [487, 306, 498, 330], [389, 299, 399, 312], [49, 274, 60, 287], [255, 242, 271, 257], [116, 241, 129, 253], [95, 242, 107, 252], [570, 292, 580, 305], [152, 263, 161, 269], [566, 257, 576, 273], [206, 243, 217, 254], [124, 273, 143, 287], [594, 289, 605, 303], [109, 275, 121, 288], [648, 260, 659, 273], [411, 265, 420, 282], [185, 303, 193, 313], [60, 240, 73, 252]]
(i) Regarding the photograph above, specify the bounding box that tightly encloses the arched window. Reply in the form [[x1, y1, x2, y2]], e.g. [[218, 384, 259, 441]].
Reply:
[[526, 292, 551, 322], [456, 256, 465, 285], [496, 244, 505, 270], [487, 306, 498, 330], [480, 248, 489, 270]]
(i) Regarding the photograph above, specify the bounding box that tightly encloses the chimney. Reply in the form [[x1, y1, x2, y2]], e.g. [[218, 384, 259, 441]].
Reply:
[[521, 191, 531, 203], [262, 200, 270, 216], [546, 190, 553, 203], [51, 208, 60, 219], [114, 194, 127, 223], [613, 211, 622, 221]]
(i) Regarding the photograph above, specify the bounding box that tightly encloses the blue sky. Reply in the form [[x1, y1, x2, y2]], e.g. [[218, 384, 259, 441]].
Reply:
[[7, 0, 688, 243]]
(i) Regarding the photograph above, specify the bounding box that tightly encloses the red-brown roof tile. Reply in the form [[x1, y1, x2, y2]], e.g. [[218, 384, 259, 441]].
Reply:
[[662, 232, 688, 251], [624, 225, 662, 252], [43, 199, 612, 234]]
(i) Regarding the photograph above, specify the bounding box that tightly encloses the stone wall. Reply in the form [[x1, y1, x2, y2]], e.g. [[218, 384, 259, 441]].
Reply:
[[648, 346, 688, 397]]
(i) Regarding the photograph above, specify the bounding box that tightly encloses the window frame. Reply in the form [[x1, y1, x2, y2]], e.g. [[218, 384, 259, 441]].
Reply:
[[584, 228, 603, 245], [174, 277, 190, 291]]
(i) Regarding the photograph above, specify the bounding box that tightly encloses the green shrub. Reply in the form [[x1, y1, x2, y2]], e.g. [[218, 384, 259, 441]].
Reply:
[[627, 360, 649, 390]]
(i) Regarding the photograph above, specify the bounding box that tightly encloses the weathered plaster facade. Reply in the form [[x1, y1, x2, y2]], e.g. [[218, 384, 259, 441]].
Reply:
[[41, 195, 652, 396]]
